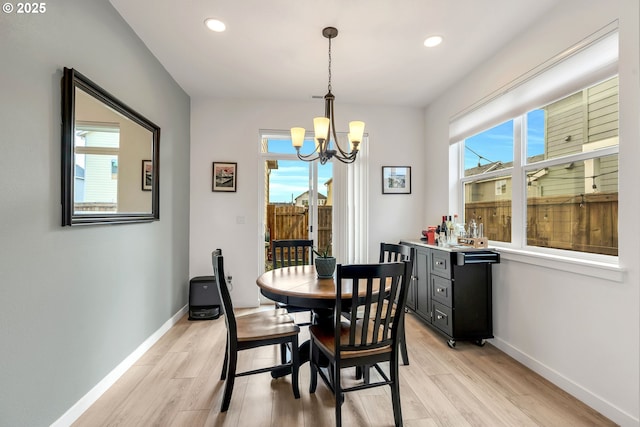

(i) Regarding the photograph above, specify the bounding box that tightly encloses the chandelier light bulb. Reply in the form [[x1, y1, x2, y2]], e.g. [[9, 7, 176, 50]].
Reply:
[[313, 117, 330, 140], [349, 121, 365, 143], [291, 127, 305, 148]]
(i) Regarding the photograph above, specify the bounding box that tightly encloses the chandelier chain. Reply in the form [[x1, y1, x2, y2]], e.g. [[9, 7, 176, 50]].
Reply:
[[327, 36, 332, 92]]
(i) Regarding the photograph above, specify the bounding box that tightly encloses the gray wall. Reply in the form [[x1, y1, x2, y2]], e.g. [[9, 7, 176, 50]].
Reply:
[[0, 1, 191, 425]]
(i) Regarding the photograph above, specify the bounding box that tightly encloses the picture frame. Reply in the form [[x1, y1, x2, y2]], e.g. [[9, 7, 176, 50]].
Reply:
[[382, 166, 411, 194], [212, 162, 237, 192], [142, 160, 153, 191]]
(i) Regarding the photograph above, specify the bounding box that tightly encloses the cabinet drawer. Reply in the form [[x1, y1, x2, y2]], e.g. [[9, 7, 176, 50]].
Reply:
[[431, 275, 452, 306], [432, 301, 452, 336], [431, 250, 451, 278]]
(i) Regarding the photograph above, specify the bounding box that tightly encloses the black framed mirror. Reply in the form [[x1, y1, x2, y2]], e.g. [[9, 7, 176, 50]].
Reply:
[[61, 67, 160, 225]]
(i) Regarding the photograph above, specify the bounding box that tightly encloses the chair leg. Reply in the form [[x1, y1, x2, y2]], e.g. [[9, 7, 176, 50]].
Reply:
[[363, 364, 371, 384], [390, 353, 403, 427], [400, 318, 409, 365], [334, 360, 342, 427], [400, 336, 409, 366], [280, 342, 288, 364], [291, 336, 300, 399], [220, 337, 229, 380], [309, 340, 318, 393], [220, 342, 238, 412]]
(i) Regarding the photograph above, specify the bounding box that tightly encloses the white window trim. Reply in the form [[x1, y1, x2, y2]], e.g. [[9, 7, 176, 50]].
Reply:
[[490, 246, 624, 282]]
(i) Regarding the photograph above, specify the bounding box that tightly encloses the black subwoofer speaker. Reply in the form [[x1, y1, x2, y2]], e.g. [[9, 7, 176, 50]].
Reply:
[[189, 276, 222, 320]]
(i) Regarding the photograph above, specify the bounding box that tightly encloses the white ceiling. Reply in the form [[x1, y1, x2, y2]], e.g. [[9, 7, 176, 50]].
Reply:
[[109, 0, 561, 108]]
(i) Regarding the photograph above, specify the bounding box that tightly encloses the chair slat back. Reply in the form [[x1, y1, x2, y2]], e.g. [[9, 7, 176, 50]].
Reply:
[[379, 242, 413, 263], [336, 261, 411, 354], [272, 239, 314, 267], [212, 250, 237, 340], [379, 243, 414, 306]]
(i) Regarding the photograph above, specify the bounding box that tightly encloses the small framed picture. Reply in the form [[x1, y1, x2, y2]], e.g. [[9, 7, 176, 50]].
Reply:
[[212, 162, 237, 192], [382, 166, 411, 194], [142, 160, 152, 191]]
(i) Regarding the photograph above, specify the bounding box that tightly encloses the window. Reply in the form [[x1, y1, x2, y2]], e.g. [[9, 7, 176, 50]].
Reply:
[[460, 76, 619, 256], [463, 120, 514, 243], [74, 122, 120, 212]]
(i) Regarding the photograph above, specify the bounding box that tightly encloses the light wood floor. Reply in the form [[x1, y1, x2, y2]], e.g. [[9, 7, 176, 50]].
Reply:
[[73, 307, 616, 427]]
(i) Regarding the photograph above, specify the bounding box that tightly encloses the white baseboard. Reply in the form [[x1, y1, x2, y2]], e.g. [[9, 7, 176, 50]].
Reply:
[[51, 305, 189, 427], [490, 337, 639, 427]]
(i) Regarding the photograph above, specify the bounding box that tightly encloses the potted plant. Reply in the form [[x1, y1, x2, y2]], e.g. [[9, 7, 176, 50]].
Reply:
[[313, 244, 336, 278]]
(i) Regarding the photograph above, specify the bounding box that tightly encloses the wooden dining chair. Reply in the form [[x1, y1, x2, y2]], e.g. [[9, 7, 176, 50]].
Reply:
[[271, 239, 315, 325], [309, 261, 412, 427], [379, 242, 414, 366], [212, 249, 301, 412], [272, 239, 314, 268], [352, 243, 415, 383]]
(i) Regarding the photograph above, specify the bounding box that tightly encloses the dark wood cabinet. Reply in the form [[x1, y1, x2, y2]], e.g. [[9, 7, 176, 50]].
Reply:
[[402, 241, 499, 348], [405, 271, 416, 311]]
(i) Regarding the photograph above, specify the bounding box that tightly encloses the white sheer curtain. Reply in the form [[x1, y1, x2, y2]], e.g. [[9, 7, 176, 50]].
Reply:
[[333, 135, 369, 264]]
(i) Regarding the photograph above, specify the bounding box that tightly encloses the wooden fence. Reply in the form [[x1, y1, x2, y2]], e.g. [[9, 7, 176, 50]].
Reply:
[[465, 191, 618, 256], [265, 204, 333, 262]]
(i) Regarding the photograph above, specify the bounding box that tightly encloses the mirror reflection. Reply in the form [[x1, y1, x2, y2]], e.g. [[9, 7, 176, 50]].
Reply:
[[62, 68, 160, 225]]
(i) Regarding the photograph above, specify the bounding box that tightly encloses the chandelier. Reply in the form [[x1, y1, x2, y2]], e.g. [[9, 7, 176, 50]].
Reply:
[[290, 27, 365, 164]]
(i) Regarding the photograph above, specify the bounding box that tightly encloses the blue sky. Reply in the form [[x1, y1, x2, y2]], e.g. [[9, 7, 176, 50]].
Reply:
[[464, 110, 545, 170], [267, 139, 333, 203]]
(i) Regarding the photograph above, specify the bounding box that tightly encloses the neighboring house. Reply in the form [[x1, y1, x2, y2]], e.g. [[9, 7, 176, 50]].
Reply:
[[294, 190, 327, 206], [324, 177, 333, 206], [74, 164, 85, 202]]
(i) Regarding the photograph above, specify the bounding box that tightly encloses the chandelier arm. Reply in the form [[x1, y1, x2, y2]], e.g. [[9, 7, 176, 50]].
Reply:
[[297, 151, 320, 162], [334, 154, 356, 164], [327, 97, 350, 159], [295, 131, 325, 161], [296, 141, 323, 161], [329, 99, 342, 153]]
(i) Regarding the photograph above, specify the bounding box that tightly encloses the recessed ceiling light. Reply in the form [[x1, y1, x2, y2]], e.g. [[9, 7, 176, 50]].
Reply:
[[205, 18, 226, 32], [424, 35, 443, 48]]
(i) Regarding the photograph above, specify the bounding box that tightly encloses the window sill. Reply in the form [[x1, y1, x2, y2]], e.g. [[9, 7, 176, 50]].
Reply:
[[489, 246, 625, 282]]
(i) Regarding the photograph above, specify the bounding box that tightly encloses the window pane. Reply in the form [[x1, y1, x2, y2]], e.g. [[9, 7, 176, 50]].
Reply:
[[526, 154, 618, 255], [464, 120, 513, 177], [464, 176, 512, 243], [74, 153, 119, 213], [526, 109, 545, 160], [262, 137, 317, 154], [527, 76, 618, 163]]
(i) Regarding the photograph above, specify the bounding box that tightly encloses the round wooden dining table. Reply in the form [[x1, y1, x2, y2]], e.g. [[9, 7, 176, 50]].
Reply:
[[257, 265, 343, 312]]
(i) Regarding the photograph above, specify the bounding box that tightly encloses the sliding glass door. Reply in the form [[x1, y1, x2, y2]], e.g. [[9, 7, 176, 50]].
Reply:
[[260, 133, 333, 272]]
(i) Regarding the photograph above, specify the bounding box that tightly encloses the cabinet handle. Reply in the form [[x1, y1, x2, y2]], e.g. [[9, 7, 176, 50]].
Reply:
[[437, 314, 446, 320], [435, 261, 444, 266], [436, 287, 445, 293]]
